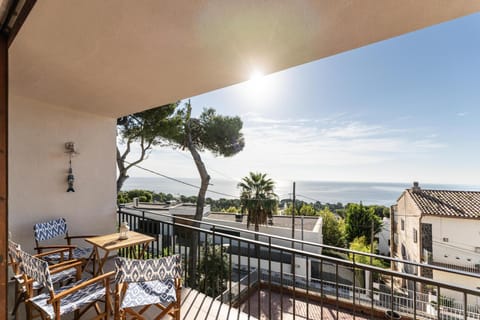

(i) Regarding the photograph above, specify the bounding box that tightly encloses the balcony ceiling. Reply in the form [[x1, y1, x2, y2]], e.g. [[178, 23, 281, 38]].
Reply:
[[9, 1, 480, 118]]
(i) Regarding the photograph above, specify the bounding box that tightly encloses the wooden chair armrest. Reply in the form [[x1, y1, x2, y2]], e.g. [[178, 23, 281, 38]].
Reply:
[[48, 259, 83, 272], [52, 271, 115, 301], [34, 247, 76, 259]]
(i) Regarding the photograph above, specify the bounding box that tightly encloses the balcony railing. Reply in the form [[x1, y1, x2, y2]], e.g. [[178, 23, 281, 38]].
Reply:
[[118, 207, 480, 320]]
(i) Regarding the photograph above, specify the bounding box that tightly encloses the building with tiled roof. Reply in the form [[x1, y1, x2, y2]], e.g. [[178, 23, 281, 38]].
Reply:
[[391, 182, 480, 301], [407, 188, 480, 219]]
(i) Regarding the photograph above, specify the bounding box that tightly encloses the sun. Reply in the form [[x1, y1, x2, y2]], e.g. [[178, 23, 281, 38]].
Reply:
[[249, 69, 264, 82], [244, 69, 273, 103]]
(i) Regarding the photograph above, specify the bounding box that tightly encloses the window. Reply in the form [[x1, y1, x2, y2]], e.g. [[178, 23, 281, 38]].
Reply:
[[443, 237, 449, 242], [401, 219, 405, 231], [475, 247, 480, 253], [413, 228, 418, 243]]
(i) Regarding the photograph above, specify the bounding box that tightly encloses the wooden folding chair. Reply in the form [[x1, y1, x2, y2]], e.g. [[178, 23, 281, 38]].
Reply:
[[114, 255, 182, 320], [19, 249, 113, 320], [8, 239, 78, 319], [33, 218, 95, 269]]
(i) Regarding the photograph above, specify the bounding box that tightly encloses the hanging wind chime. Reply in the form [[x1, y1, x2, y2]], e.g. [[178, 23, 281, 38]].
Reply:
[[65, 142, 78, 192]]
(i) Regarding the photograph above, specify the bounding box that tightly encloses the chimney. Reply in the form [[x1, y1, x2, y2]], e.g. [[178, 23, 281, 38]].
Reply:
[[412, 181, 421, 193]]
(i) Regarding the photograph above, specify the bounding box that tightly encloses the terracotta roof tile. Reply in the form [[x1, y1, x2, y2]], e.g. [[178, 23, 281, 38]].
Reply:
[[408, 189, 480, 218]]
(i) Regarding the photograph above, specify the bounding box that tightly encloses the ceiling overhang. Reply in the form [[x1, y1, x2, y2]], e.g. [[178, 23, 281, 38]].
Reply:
[[9, 1, 480, 118]]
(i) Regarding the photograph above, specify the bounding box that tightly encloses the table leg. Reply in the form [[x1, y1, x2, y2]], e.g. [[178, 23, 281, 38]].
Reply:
[[135, 241, 152, 259], [96, 249, 110, 276]]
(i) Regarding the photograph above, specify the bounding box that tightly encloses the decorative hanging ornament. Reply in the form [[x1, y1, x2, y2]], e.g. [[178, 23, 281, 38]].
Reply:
[[65, 142, 78, 192], [67, 158, 75, 192]]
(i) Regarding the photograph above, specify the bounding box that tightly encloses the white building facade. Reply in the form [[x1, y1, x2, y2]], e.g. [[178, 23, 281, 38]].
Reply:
[[392, 182, 480, 301]]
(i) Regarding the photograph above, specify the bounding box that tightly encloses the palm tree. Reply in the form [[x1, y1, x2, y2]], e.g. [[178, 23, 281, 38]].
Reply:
[[238, 172, 278, 232]]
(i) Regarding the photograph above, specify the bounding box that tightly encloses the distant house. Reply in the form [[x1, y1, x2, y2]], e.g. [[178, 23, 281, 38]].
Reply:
[[203, 213, 323, 277], [375, 217, 390, 256], [391, 182, 480, 301], [123, 202, 322, 278]]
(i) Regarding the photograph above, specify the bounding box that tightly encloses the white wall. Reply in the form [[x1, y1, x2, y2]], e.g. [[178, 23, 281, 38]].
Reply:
[[9, 95, 117, 252], [377, 217, 390, 256], [394, 192, 422, 274], [433, 269, 480, 303], [423, 215, 480, 267], [203, 216, 323, 255]]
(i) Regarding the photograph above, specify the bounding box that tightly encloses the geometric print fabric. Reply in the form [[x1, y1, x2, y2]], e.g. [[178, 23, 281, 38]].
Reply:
[[115, 255, 182, 312], [42, 246, 93, 262], [9, 240, 76, 285], [121, 279, 176, 308], [115, 254, 182, 283], [19, 249, 108, 319], [29, 280, 106, 319], [33, 218, 68, 242], [18, 249, 54, 292]]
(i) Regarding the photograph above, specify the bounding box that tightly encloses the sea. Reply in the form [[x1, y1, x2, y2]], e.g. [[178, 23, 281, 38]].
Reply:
[[122, 177, 480, 206]]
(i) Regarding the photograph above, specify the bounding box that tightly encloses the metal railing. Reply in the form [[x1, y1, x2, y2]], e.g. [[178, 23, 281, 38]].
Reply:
[[118, 207, 480, 320]]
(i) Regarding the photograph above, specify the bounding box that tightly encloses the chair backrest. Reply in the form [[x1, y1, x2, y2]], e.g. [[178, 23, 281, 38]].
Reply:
[[18, 249, 54, 292], [115, 255, 182, 284], [33, 218, 68, 242], [8, 240, 21, 274]]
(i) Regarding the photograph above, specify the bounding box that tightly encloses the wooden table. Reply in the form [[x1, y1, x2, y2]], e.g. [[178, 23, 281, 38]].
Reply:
[[85, 231, 155, 276]]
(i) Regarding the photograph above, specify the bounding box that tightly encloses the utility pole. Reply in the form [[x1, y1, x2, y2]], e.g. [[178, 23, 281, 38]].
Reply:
[[291, 181, 296, 242], [291, 182, 296, 273], [370, 220, 375, 256]]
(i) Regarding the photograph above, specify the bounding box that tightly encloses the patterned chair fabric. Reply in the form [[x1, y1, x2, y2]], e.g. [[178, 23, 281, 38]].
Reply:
[[18, 249, 112, 320], [33, 218, 93, 262], [10, 241, 76, 289], [33, 218, 68, 242], [120, 279, 176, 308], [19, 250, 54, 292], [115, 255, 182, 319], [29, 280, 106, 319], [41, 247, 93, 262], [8, 240, 23, 280], [8, 240, 77, 317], [115, 255, 182, 283]]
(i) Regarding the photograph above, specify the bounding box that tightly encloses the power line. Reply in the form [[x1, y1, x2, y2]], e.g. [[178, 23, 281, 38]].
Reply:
[[124, 161, 238, 198], [171, 149, 239, 182], [296, 194, 323, 203]]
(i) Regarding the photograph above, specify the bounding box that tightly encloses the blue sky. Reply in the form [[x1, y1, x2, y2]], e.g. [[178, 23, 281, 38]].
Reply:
[[129, 12, 480, 186]]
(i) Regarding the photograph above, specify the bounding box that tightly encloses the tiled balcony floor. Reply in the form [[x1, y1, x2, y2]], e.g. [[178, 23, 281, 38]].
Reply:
[[240, 289, 382, 320], [8, 257, 252, 320], [8, 256, 382, 320]]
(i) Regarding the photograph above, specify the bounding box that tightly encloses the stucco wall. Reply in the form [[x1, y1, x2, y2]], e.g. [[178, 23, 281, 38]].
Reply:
[[423, 215, 480, 267], [377, 217, 390, 256], [394, 191, 422, 274], [8, 95, 117, 252]]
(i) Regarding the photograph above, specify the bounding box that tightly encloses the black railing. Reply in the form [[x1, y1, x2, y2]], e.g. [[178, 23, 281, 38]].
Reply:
[[118, 207, 480, 320]]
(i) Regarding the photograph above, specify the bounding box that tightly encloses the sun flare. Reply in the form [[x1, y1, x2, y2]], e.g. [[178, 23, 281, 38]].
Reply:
[[249, 69, 264, 82], [244, 69, 274, 104]]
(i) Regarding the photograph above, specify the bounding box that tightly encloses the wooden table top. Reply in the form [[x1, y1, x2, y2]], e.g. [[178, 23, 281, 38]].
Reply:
[[85, 231, 155, 251]]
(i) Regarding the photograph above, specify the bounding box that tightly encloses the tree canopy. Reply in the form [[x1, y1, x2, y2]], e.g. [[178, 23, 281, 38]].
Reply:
[[171, 101, 245, 221], [116, 100, 245, 222], [319, 208, 346, 248], [348, 236, 384, 267], [116, 103, 181, 192], [345, 203, 382, 243], [238, 172, 278, 231]]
